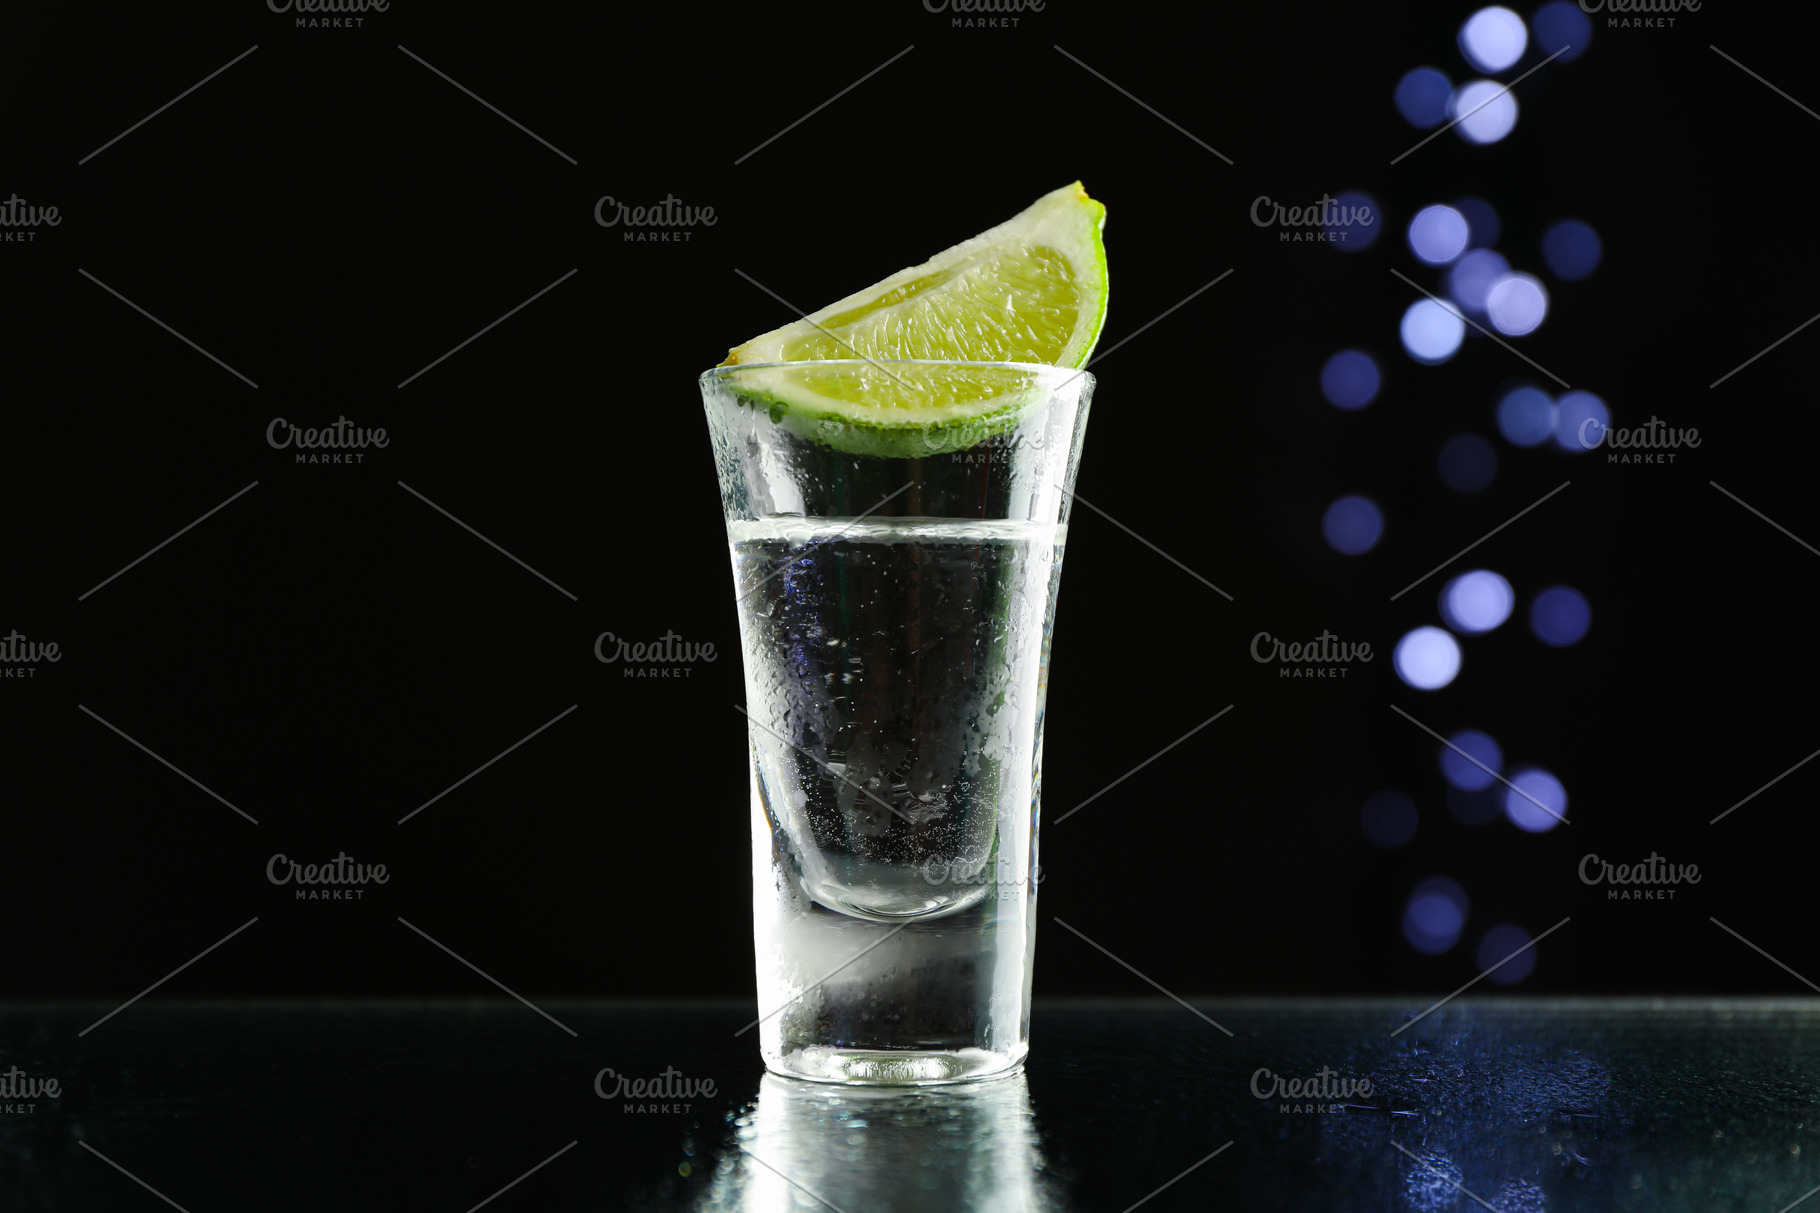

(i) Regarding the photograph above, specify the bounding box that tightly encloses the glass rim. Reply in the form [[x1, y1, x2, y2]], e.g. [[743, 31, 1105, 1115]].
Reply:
[[701, 359, 1092, 382]]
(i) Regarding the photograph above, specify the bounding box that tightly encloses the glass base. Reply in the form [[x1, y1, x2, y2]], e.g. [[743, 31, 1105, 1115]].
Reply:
[[765, 1044, 1027, 1087]]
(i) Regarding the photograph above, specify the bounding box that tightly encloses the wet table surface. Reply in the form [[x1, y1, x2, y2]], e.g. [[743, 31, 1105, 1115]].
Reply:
[[3, 998, 1818, 1211]]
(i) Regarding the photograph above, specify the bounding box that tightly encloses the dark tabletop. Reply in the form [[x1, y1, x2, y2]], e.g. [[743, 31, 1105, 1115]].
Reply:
[[4, 998, 1817, 1211]]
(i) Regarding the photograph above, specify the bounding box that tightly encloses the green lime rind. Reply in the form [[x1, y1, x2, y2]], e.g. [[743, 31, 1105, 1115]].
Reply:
[[711, 366, 1052, 458]]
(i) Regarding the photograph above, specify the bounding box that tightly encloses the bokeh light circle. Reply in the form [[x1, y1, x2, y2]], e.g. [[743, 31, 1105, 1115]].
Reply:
[[1332, 190, 1382, 253], [1448, 249, 1511, 315], [1531, 0, 1591, 63], [1542, 218, 1602, 281], [1460, 7, 1529, 72], [1404, 877, 1470, 954], [1396, 67, 1455, 128], [1452, 80, 1519, 144], [1409, 205, 1471, 265], [1504, 766, 1567, 831], [1402, 300, 1467, 363], [1478, 923, 1538, 984], [1323, 495, 1385, 555], [1321, 349, 1381, 411], [1487, 272, 1549, 336], [1553, 390, 1610, 452], [1496, 386, 1556, 447], [1439, 728, 1504, 791], [1530, 585, 1591, 646], [1394, 626, 1463, 690], [1441, 570, 1515, 633]]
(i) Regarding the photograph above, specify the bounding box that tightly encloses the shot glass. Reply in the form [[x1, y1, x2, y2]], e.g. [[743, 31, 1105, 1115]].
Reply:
[[702, 360, 1093, 1084]]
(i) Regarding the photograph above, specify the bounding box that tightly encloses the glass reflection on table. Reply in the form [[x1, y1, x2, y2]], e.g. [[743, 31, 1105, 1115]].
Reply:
[[695, 1071, 1060, 1212]]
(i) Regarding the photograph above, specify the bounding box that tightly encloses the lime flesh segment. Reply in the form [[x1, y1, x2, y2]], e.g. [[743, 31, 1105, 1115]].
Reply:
[[720, 182, 1106, 448], [778, 246, 1083, 366]]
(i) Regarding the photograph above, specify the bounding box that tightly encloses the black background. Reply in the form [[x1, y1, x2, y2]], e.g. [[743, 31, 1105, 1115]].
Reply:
[[4, 0, 1810, 1004]]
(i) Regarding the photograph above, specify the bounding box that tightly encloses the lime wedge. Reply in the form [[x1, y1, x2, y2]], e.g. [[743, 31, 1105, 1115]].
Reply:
[[717, 182, 1107, 454]]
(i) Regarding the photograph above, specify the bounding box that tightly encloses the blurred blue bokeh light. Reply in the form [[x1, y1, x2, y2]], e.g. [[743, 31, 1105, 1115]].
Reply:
[[1395, 627, 1463, 690], [1487, 272, 1549, 336], [1504, 766, 1568, 831], [1531, 0, 1591, 62], [1402, 300, 1467, 363], [1460, 7, 1529, 72], [1409, 205, 1471, 265], [1478, 923, 1539, 983], [1553, 390, 1610, 452], [1440, 728, 1504, 791], [1496, 386, 1555, 447], [1530, 585, 1591, 646], [1542, 218, 1602, 281], [1448, 249, 1510, 315], [1404, 877, 1470, 953], [1323, 495, 1384, 555], [1321, 349, 1381, 411], [1452, 80, 1519, 144], [1333, 190, 1382, 253], [1441, 570, 1515, 633], [1396, 67, 1455, 128]]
